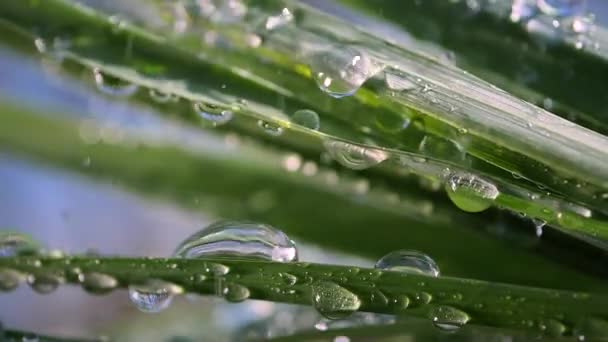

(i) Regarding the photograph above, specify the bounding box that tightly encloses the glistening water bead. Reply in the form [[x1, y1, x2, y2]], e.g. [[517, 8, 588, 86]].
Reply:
[[324, 140, 388, 170], [311, 281, 362, 320], [93, 68, 138, 97], [375, 250, 440, 277], [128, 279, 183, 313], [429, 305, 470, 332], [0, 232, 40, 257], [310, 46, 373, 98], [193, 102, 233, 126], [291, 109, 320, 130], [174, 220, 298, 262], [445, 172, 499, 213]]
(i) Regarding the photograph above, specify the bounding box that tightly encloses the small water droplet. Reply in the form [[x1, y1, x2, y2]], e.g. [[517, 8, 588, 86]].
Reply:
[[413, 292, 432, 306], [0, 268, 24, 291], [375, 250, 440, 277], [429, 305, 470, 332], [310, 46, 375, 98], [174, 220, 298, 262], [27, 273, 62, 294], [79, 272, 118, 295], [324, 140, 387, 170], [445, 172, 499, 212], [149, 89, 175, 103], [533, 219, 546, 237], [93, 68, 138, 97], [312, 281, 361, 320], [128, 279, 183, 313], [539, 318, 566, 337], [257, 120, 284, 136], [291, 109, 320, 130], [222, 282, 250, 302], [193, 102, 233, 126], [0, 232, 40, 257], [279, 272, 298, 286]]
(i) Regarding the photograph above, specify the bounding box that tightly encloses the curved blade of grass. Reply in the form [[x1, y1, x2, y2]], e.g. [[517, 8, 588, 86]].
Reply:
[[1, 255, 607, 337], [1, 0, 607, 244], [336, 0, 608, 136], [2, 99, 608, 291]]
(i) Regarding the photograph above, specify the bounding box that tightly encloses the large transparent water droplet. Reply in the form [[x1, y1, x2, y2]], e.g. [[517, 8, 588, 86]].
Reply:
[[375, 250, 440, 277], [429, 305, 470, 332], [222, 282, 250, 302], [537, 0, 586, 17], [27, 273, 62, 294], [198, 0, 247, 24], [291, 109, 320, 130], [324, 140, 388, 170], [79, 272, 118, 295], [445, 172, 499, 213], [193, 102, 233, 126], [174, 220, 298, 262], [128, 279, 183, 313], [93, 68, 138, 97], [311, 281, 361, 320], [539, 318, 566, 337], [0, 232, 40, 257], [310, 46, 374, 98], [0, 268, 24, 292]]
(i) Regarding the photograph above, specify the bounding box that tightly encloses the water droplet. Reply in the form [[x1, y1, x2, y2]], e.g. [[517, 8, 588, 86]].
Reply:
[[149, 89, 175, 103], [198, 0, 247, 24], [312, 281, 361, 320], [78, 272, 118, 295], [324, 140, 387, 170], [445, 172, 499, 212], [537, 0, 586, 17], [174, 220, 298, 262], [291, 109, 320, 130], [279, 272, 298, 286], [222, 282, 250, 302], [429, 305, 470, 332], [193, 102, 233, 126], [265, 8, 293, 30], [375, 250, 440, 277], [413, 292, 432, 306], [0, 268, 24, 291], [93, 68, 138, 97], [392, 295, 410, 310], [128, 279, 183, 313], [533, 219, 546, 237], [27, 273, 62, 294], [0, 232, 40, 257], [257, 120, 283, 136], [539, 318, 566, 337], [310, 46, 375, 98]]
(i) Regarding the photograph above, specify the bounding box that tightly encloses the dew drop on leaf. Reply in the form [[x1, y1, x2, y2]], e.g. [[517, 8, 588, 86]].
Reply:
[[222, 282, 250, 302], [0, 268, 24, 292], [149, 89, 175, 103], [257, 120, 284, 136], [310, 46, 374, 98], [128, 279, 183, 313], [429, 305, 470, 332], [445, 172, 499, 212], [311, 281, 361, 320], [291, 109, 320, 130], [27, 273, 62, 294], [193, 102, 233, 126], [375, 250, 440, 277], [0, 232, 40, 257], [78, 272, 118, 295], [174, 220, 298, 262], [92, 68, 138, 97], [324, 140, 388, 170]]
